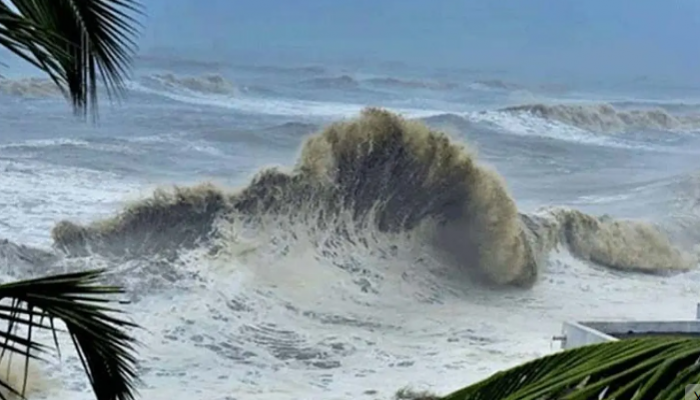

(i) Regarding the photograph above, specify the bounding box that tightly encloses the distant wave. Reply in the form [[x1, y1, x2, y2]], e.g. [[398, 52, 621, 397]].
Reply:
[[298, 75, 458, 91], [127, 80, 444, 119], [0, 77, 60, 98], [0, 73, 240, 99], [364, 77, 458, 91], [610, 100, 700, 114], [422, 112, 636, 150], [420, 113, 473, 129], [471, 79, 522, 91], [145, 73, 237, 95], [50, 109, 695, 291], [299, 75, 360, 90], [240, 65, 327, 76], [260, 121, 319, 137], [471, 80, 569, 94], [135, 54, 229, 70], [537, 83, 570, 93], [501, 102, 700, 133]]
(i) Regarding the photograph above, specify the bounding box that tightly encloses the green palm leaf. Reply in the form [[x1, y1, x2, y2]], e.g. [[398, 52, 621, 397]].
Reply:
[[0, 269, 141, 400], [0, 0, 143, 119], [440, 337, 700, 400]]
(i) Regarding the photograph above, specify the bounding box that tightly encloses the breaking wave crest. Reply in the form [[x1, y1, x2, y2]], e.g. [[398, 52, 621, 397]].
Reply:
[[523, 208, 695, 274], [50, 109, 696, 289], [502, 102, 700, 133]]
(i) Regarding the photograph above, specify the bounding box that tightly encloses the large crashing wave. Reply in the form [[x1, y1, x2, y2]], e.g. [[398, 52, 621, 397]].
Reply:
[[51, 108, 696, 288], [502, 102, 700, 133]]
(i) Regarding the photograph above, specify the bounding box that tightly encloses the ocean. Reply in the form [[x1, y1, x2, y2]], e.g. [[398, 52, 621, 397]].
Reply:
[[1, 55, 700, 400]]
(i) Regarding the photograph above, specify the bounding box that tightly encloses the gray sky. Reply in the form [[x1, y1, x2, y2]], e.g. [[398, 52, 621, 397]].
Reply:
[[137, 0, 700, 83]]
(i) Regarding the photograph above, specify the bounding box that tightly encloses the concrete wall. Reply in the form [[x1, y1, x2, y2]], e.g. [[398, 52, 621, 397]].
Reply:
[[560, 321, 618, 349], [584, 321, 700, 337]]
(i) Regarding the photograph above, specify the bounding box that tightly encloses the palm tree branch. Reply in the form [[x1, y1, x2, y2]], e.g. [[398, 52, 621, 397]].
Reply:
[[0, 269, 141, 400], [0, 7, 68, 93], [20, 307, 36, 396], [441, 337, 700, 400], [3, 0, 143, 119], [652, 362, 700, 399]]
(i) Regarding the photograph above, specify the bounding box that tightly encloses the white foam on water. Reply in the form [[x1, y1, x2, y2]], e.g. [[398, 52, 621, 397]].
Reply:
[[6, 206, 698, 400], [0, 158, 144, 247], [1, 74, 698, 400], [0, 137, 141, 156], [127, 81, 444, 120], [467, 110, 655, 150], [65, 247, 698, 400]]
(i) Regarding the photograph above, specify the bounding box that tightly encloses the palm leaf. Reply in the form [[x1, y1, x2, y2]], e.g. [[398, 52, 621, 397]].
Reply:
[[440, 337, 700, 400], [0, 0, 143, 119], [0, 269, 141, 400], [0, 4, 68, 91]]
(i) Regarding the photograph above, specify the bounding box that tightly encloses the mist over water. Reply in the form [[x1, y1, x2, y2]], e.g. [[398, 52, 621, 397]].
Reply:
[[2, 1, 700, 399]]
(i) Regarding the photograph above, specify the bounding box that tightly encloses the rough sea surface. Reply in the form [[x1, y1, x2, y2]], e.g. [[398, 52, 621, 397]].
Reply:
[[1, 57, 700, 400]]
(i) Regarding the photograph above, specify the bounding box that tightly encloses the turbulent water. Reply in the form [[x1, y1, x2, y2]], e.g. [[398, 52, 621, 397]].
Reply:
[[1, 60, 700, 400]]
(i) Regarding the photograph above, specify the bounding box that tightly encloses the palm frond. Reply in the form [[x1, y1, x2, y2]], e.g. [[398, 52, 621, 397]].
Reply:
[[0, 269, 141, 400], [0, 4, 68, 87], [0, 0, 143, 119], [440, 337, 700, 400]]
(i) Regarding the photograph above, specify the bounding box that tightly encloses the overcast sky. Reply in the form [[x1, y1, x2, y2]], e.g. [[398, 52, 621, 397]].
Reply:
[[136, 0, 700, 83], [1, 0, 697, 84]]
